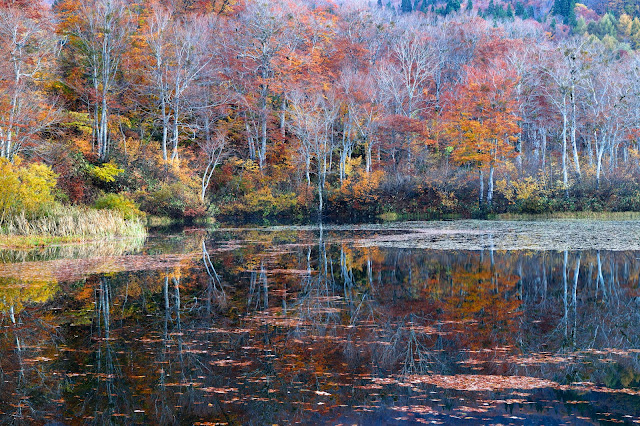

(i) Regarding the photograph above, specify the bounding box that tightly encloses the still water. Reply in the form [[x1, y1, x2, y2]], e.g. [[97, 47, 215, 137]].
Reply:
[[1, 221, 640, 425]]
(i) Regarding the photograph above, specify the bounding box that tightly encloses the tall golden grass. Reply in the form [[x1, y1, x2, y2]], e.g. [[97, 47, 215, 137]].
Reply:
[[0, 206, 147, 239]]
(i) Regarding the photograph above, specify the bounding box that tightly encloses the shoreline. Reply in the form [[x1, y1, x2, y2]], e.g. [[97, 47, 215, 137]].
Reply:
[[0, 234, 148, 250]]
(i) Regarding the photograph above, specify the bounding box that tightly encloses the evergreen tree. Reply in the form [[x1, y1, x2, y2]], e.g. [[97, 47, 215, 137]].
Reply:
[[553, 0, 567, 18], [567, 1, 577, 26], [401, 0, 413, 13], [553, 0, 576, 26], [575, 16, 587, 34], [527, 5, 535, 19], [466, 0, 473, 11], [631, 17, 640, 49], [514, 1, 524, 17], [487, 0, 495, 15], [445, 0, 461, 14], [378, 0, 383, 8], [599, 13, 618, 37]]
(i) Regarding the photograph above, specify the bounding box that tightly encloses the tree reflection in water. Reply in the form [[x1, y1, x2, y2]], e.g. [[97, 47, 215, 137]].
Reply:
[[0, 227, 640, 423]]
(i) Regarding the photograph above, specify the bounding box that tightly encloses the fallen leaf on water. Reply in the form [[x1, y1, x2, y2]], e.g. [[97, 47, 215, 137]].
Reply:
[[408, 374, 557, 391]]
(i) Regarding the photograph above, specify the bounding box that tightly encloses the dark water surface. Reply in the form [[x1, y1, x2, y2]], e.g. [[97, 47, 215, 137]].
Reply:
[[2, 221, 640, 425]]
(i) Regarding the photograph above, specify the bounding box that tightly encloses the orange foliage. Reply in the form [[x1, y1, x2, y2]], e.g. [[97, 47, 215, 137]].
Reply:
[[331, 157, 383, 210], [442, 63, 520, 170]]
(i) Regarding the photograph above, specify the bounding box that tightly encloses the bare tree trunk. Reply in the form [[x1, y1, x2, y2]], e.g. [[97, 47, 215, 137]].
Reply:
[[595, 130, 605, 189], [171, 102, 179, 161], [259, 112, 267, 170], [479, 169, 484, 208], [161, 96, 169, 161], [487, 164, 494, 207], [570, 84, 581, 179], [99, 93, 109, 159], [561, 109, 569, 193], [541, 128, 547, 175]]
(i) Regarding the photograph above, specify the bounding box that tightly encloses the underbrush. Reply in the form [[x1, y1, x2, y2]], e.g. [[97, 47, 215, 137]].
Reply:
[[0, 157, 146, 244]]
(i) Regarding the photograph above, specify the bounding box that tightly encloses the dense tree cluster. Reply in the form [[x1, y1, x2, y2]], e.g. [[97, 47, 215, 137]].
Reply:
[[1, 0, 640, 221]]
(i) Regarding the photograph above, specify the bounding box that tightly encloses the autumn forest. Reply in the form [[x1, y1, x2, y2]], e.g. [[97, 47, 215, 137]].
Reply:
[[1, 0, 640, 228], [5, 0, 640, 423]]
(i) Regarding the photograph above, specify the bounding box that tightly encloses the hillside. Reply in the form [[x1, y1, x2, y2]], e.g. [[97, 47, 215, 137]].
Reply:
[[0, 0, 639, 225]]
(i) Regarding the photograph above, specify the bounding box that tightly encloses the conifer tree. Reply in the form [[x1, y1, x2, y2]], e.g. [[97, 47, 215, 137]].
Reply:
[[553, 0, 576, 26]]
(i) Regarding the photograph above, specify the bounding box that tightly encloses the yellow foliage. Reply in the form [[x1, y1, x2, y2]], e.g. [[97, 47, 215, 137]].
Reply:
[[628, 148, 640, 162], [242, 187, 298, 216], [438, 190, 458, 211], [344, 156, 360, 176], [335, 158, 383, 207], [234, 158, 259, 172], [497, 177, 543, 203], [0, 157, 58, 220], [93, 193, 144, 219], [89, 161, 124, 183], [0, 277, 59, 315], [497, 176, 548, 213]]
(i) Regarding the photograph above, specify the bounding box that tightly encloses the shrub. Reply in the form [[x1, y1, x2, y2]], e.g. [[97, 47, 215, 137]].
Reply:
[[93, 193, 144, 220], [219, 185, 298, 218], [328, 158, 384, 217], [496, 176, 551, 214], [0, 157, 58, 221], [138, 182, 207, 220]]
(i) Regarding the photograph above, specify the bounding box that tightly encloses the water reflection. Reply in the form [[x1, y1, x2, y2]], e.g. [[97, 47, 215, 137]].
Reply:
[[0, 226, 640, 424]]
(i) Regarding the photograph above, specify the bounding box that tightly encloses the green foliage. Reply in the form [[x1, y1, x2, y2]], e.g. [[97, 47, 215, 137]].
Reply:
[[0, 157, 58, 221], [437, 0, 461, 15], [483, 0, 522, 20], [93, 193, 144, 220], [575, 17, 587, 34], [553, 0, 576, 25]]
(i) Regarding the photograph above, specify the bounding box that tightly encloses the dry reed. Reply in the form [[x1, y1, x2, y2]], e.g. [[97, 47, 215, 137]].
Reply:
[[0, 206, 147, 239]]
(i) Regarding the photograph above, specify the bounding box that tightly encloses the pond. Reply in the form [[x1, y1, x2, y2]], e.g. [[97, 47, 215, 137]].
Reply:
[[1, 220, 640, 424]]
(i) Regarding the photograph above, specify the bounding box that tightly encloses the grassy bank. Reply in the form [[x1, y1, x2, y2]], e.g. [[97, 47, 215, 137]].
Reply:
[[0, 206, 146, 249]]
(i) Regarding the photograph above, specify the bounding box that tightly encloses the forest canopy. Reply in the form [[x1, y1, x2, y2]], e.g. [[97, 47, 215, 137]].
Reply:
[[1, 0, 640, 222]]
